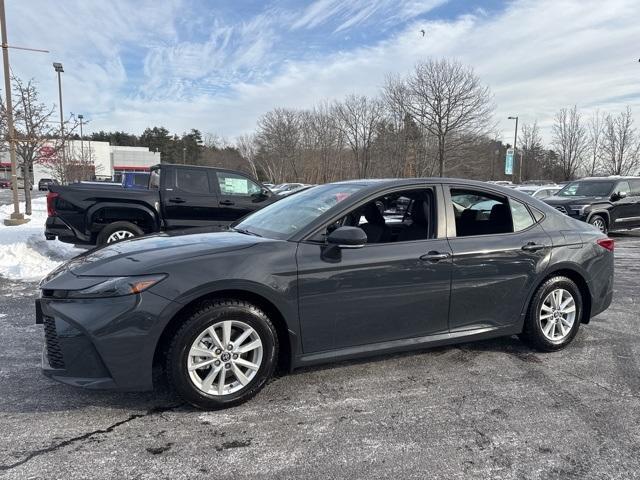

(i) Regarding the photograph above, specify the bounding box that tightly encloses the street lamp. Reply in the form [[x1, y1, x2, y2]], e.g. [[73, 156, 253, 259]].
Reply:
[[53, 62, 65, 182], [182, 147, 186, 164], [78, 114, 84, 160], [507, 116, 520, 183]]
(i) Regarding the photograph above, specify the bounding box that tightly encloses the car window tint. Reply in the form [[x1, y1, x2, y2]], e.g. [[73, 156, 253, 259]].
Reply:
[[450, 189, 512, 237], [217, 172, 261, 196], [617, 181, 631, 196], [510, 200, 535, 231], [176, 169, 209, 194]]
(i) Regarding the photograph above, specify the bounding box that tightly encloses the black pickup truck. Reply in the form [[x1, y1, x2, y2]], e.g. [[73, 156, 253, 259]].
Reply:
[[45, 164, 275, 246]]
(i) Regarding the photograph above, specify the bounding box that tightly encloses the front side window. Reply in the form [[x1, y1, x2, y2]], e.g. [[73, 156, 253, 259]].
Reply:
[[176, 169, 209, 194], [616, 181, 631, 196], [557, 181, 614, 197], [217, 172, 261, 196], [234, 183, 365, 239], [330, 188, 435, 244], [450, 189, 512, 237]]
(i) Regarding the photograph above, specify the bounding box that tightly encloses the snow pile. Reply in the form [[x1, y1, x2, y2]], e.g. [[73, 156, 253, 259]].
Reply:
[[0, 197, 84, 282]]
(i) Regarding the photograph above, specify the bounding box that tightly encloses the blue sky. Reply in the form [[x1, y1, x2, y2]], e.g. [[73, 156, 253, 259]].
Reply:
[[5, 0, 640, 142]]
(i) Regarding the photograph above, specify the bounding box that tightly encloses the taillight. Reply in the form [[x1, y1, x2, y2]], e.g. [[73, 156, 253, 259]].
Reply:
[[596, 238, 614, 252], [46, 191, 59, 217]]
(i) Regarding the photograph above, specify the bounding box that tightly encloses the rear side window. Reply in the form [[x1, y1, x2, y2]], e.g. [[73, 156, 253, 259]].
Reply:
[[450, 189, 513, 237], [630, 180, 640, 196], [510, 199, 535, 231], [616, 181, 631, 196], [216, 172, 261, 196], [149, 169, 160, 189], [176, 169, 210, 194]]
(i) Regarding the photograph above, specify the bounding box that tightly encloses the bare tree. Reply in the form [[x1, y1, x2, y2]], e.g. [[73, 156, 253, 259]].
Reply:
[[256, 108, 301, 181], [235, 133, 259, 179], [10, 77, 56, 214], [601, 107, 639, 176], [518, 121, 543, 181], [390, 58, 495, 176], [551, 106, 587, 180], [586, 110, 605, 176], [334, 94, 384, 178]]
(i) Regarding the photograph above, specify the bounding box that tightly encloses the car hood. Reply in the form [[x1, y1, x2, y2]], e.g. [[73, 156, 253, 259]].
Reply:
[[543, 195, 607, 206], [41, 230, 268, 289]]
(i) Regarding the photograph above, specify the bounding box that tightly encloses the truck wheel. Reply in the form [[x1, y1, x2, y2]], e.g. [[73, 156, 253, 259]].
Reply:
[[588, 215, 608, 234], [97, 221, 144, 245]]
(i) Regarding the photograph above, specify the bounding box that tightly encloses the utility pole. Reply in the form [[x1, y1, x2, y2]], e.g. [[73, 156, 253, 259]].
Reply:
[[53, 62, 65, 183], [508, 116, 520, 183], [1, 0, 27, 225]]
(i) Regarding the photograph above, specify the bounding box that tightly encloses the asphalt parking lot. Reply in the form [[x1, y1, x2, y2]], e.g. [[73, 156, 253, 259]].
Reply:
[[0, 233, 639, 479]]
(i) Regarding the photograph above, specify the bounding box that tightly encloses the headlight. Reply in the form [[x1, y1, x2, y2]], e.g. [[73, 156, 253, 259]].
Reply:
[[569, 204, 589, 214], [65, 274, 167, 299]]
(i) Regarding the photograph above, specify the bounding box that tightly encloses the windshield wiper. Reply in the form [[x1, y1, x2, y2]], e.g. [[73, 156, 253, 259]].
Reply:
[[232, 227, 262, 237]]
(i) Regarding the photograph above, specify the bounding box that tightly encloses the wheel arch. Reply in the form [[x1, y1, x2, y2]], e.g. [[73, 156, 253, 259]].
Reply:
[[152, 288, 295, 380], [529, 266, 593, 324], [87, 202, 159, 235], [586, 209, 610, 227]]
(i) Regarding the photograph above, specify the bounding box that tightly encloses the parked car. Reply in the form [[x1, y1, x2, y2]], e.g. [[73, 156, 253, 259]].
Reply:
[[543, 176, 640, 234], [0, 178, 10, 188], [45, 163, 274, 246], [271, 182, 305, 194], [37, 178, 614, 409], [38, 178, 59, 191], [277, 184, 315, 197], [515, 185, 561, 199]]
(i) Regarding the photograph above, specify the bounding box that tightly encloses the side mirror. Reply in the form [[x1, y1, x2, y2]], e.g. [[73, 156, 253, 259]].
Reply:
[[327, 226, 367, 249], [611, 191, 627, 202]]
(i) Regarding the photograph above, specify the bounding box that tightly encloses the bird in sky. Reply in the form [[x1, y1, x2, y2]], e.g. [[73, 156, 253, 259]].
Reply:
[[420, 29, 426, 37]]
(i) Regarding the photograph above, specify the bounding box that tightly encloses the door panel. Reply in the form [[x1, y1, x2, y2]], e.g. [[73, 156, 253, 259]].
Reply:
[[162, 168, 220, 228], [211, 171, 271, 225], [296, 239, 452, 353], [611, 181, 640, 228], [447, 224, 552, 331]]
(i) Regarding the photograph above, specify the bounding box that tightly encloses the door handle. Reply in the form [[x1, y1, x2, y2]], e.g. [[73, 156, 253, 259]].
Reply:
[[169, 197, 186, 203], [420, 251, 451, 262], [220, 200, 235, 206], [521, 242, 547, 252]]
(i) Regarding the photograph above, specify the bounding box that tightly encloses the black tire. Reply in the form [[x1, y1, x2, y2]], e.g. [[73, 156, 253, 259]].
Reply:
[[96, 221, 144, 245], [166, 300, 278, 410], [519, 276, 583, 352], [588, 214, 608, 234]]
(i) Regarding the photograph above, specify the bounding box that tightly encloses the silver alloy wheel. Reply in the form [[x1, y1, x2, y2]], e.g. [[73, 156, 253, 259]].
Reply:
[[106, 230, 135, 243], [539, 288, 576, 342], [187, 320, 263, 396], [591, 217, 606, 233]]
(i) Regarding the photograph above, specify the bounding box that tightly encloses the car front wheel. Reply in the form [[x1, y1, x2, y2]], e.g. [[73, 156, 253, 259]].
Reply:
[[519, 276, 582, 352], [166, 300, 278, 409]]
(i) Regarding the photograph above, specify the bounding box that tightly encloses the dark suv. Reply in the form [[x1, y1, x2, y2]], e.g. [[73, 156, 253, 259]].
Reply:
[[543, 176, 640, 233]]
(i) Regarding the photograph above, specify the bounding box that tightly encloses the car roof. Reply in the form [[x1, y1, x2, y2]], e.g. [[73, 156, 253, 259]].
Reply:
[[573, 176, 640, 182]]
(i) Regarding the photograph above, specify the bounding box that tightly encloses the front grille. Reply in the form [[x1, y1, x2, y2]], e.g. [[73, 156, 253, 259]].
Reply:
[[555, 206, 568, 215], [43, 316, 65, 369]]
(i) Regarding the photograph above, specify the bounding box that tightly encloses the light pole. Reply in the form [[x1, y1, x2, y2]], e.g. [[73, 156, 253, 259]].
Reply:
[[182, 147, 186, 164], [53, 62, 65, 183], [508, 116, 519, 183], [1, 0, 27, 225], [78, 114, 84, 160]]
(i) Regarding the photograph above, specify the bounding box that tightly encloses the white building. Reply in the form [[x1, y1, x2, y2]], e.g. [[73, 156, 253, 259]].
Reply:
[[0, 140, 160, 186]]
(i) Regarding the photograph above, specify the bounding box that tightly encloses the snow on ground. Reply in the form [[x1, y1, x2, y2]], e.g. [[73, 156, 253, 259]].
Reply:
[[0, 197, 84, 282]]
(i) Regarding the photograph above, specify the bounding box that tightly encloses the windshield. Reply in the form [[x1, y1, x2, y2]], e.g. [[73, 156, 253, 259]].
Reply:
[[556, 181, 614, 197], [233, 183, 365, 239]]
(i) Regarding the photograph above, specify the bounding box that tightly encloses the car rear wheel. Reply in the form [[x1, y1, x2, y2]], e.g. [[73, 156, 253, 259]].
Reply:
[[166, 300, 278, 410], [589, 215, 608, 234], [519, 276, 582, 352], [97, 221, 144, 245]]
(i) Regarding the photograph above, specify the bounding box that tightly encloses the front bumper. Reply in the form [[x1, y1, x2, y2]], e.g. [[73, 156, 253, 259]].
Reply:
[[39, 290, 175, 391]]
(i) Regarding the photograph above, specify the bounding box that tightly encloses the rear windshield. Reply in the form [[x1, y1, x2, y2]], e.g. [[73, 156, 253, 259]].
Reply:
[[556, 181, 614, 197]]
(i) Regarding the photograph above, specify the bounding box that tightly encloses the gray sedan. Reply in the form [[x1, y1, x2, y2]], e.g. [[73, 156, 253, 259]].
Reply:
[[37, 178, 614, 409]]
